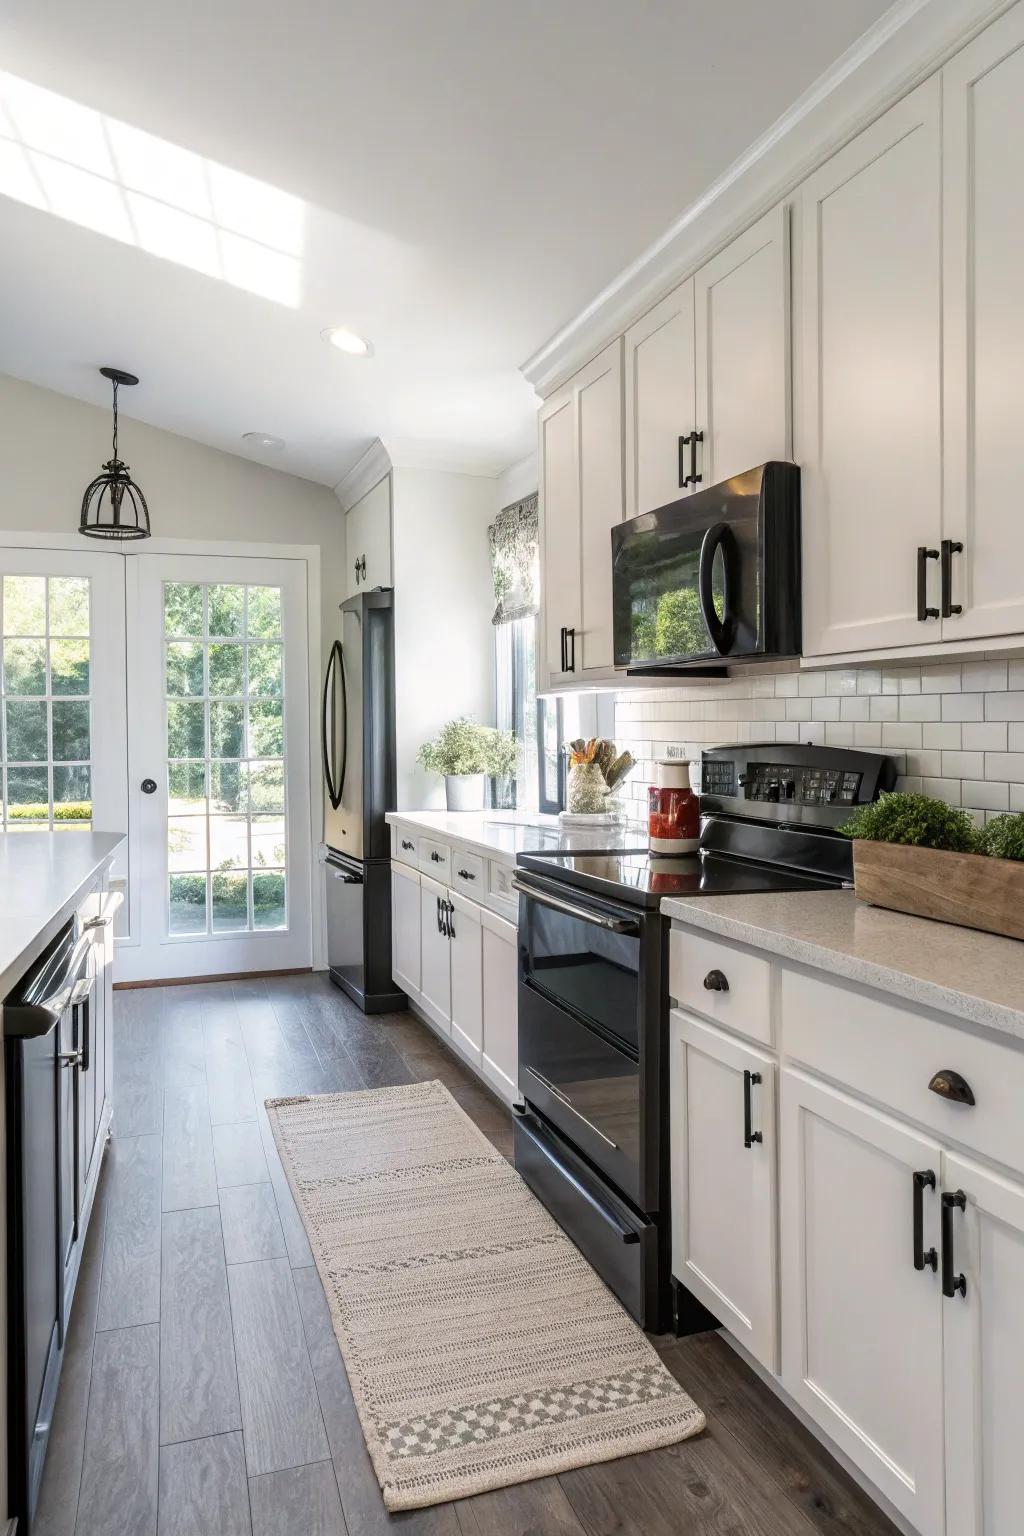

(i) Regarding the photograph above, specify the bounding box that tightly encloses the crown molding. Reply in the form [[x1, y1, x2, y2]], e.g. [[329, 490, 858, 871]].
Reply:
[[383, 437, 508, 478], [332, 438, 392, 512], [520, 0, 1012, 397]]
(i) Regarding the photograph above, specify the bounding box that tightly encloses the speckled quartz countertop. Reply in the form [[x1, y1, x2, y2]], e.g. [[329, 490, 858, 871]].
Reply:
[[661, 889, 1024, 1042], [386, 810, 649, 866], [0, 831, 124, 1001]]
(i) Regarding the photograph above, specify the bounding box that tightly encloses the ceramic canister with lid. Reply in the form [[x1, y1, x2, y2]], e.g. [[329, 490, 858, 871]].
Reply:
[[648, 758, 700, 855]]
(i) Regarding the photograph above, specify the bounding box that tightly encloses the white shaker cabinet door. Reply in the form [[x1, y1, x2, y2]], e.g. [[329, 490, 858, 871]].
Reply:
[[694, 204, 790, 489], [449, 891, 483, 1066], [942, 1152, 1024, 1536], [780, 1069, 945, 1536], [624, 278, 696, 519], [799, 77, 942, 656], [391, 862, 421, 999], [419, 873, 452, 1032], [539, 383, 581, 685], [942, 6, 1024, 641], [481, 910, 518, 1105], [577, 339, 624, 674], [670, 1012, 778, 1372]]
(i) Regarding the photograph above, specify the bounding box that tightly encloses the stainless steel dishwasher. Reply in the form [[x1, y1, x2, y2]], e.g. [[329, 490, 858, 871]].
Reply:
[[5, 917, 96, 1532]]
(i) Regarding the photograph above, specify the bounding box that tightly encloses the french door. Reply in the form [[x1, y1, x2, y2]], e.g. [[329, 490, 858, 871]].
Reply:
[[117, 553, 312, 983], [0, 548, 128, 889]]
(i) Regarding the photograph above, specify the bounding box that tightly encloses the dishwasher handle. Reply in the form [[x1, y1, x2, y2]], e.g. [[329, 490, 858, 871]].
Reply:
[[5, 928, 95, 1039]]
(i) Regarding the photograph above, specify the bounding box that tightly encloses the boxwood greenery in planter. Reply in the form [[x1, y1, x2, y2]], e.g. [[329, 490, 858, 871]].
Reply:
[[839, 791, 982, 853], [979, 812, 1024, 861]]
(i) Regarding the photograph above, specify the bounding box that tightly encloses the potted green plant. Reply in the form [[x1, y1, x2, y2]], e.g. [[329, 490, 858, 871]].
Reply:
[[841, 793, 1024, 941], [417, 717, 517, 812]]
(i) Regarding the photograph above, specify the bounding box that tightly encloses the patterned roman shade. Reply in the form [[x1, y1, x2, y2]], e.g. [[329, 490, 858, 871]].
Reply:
[[488, 492, 539, 625]]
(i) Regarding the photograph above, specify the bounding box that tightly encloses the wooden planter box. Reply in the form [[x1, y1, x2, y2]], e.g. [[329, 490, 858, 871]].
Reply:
[[853, 839, 1024, 942]]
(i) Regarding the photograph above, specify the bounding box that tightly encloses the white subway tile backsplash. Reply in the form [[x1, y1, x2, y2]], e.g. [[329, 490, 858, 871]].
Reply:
[[616, 659, 1024, 819], [963, 779, 1009, 811], [985, 693, 1024, 722], [942, 693, 985, 721]]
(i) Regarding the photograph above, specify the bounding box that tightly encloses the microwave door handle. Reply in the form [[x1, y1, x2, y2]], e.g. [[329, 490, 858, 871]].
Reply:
[[698, 521, 737, 656]]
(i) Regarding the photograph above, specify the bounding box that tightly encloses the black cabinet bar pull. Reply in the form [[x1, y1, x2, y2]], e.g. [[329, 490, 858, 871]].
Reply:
[[680, 430, 704, 488], [430, 850, 442, 863], [743, 1070, 763, 1149], [941, 1189, 967, 1299], [565, 627, 576, 673], [446, 899, 455, 940], [559, 625, 567, 673], [917, 546, 940, 621], [457, 868, 475, 881], [678, 435, 688, 489], [941, 539, 964, 618], [913, 1170, 938, 1272]]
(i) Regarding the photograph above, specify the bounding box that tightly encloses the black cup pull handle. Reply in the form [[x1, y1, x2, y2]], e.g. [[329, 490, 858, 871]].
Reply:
[[743, 1070, 763, 1149], [913, 1170, 938, 1272], [917, 546, 940, 621], [703, 969, 729, 993], [941, 1189, 967, 1299], [941, 540, 963, 618], [928, 1069, 975, 1106]]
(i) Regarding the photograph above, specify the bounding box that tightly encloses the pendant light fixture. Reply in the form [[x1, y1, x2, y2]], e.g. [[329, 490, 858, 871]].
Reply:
[[79, 367, 151, 540]]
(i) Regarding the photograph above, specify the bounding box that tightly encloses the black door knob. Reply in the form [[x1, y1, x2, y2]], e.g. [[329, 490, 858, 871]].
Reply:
[[141, 778, 157, 795]]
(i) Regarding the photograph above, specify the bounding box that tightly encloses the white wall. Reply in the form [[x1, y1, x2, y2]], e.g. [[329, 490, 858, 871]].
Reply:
[[494, 450, 538, 511], [0, 373, 347, 675], [392, 466, 496, 809]]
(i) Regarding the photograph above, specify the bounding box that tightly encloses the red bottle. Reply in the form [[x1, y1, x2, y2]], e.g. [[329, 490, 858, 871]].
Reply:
[[648, 758, 699, 855]]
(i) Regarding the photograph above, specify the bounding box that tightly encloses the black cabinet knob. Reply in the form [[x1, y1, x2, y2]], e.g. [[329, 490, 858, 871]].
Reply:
[[141, 778, 157, 795], [703, 969, 729, 993], [401, 840, 414, 850]]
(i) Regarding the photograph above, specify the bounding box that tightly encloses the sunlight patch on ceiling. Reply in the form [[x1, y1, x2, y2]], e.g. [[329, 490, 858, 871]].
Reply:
[[0, 74, 304, 307]]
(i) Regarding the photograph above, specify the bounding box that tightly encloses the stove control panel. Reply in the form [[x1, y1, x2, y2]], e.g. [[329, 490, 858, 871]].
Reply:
[[735, 762, 862, 806]]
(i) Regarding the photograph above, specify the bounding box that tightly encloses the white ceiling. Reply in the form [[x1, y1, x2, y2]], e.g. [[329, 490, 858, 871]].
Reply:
[[0, 0, 894, 487]]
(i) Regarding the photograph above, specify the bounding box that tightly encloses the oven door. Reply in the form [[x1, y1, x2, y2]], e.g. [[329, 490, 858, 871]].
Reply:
[[515, 872, 655, 1206]]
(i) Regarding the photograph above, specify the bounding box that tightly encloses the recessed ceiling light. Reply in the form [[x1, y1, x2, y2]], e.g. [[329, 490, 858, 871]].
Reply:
[[242, 432, 286, 450], [322, 326, 372, 357]]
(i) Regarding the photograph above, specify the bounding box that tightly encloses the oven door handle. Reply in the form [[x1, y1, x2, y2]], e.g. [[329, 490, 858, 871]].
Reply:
[[510, 877, 640, 935], [523, 1067, 619, 1150]]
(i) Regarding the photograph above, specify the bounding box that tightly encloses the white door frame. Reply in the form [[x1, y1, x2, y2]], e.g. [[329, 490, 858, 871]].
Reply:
[[0, 532, 326, 973]]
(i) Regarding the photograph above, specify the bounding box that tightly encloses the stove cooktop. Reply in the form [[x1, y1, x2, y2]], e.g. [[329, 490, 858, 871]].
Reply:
[[516, 847, 847, 910]]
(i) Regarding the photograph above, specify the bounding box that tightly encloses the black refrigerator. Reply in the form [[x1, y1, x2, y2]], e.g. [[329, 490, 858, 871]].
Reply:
[[321, 589, 406, 1012]]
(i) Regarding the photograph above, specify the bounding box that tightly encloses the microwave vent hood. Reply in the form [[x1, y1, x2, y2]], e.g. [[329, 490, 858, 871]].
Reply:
[[610, 461, 801, 674]]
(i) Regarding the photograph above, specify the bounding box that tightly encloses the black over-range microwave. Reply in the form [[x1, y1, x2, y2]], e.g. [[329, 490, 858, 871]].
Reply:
[[610, 461, 801, 673]]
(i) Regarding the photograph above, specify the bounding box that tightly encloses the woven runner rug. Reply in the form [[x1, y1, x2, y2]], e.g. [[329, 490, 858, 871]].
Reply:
[[265, 1079, 704, 1511]]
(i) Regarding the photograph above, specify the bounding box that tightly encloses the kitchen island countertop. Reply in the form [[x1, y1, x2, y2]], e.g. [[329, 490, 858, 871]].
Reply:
[[0, 832, 125, 1003], [661, 887, 1024, 1041]]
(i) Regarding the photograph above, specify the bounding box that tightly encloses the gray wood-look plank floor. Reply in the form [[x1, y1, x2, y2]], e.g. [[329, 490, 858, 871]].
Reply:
[[35, 972, 901, 1536]]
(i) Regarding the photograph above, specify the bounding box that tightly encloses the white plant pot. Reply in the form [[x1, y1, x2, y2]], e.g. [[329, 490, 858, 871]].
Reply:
[[445, 773, 485, 812]]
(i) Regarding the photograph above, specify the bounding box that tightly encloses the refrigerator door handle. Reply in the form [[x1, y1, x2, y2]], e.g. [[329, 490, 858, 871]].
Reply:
[[322, 640, 347, 811]]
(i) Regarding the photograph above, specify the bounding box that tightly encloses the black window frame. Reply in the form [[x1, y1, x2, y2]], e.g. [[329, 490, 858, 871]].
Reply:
[[536, 696, 565, 814]]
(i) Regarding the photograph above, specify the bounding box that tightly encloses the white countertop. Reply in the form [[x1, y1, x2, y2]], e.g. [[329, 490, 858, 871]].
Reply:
[[661, 888, 1024, 1042], [386, 809, 649, 865], [0, 832, 125, 1000]]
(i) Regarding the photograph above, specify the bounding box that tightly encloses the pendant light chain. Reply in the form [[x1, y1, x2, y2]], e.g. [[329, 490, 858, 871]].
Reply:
[[111, 376, 119, 464]]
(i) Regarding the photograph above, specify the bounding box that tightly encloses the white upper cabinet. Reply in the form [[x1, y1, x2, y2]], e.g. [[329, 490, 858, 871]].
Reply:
[[539, 339, 623, 686], [695, 204, 791, 488], [625, 279, 696, 518], [539, 383, 581, 684], [345, 474, 392, 599], [798, 77, 942, 657], [942, 6, 1024, 642], [577, 341, 624, 673]]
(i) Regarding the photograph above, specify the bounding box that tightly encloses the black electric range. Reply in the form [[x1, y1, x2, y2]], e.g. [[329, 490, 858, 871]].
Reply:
[[512, 743, 898, 1332]]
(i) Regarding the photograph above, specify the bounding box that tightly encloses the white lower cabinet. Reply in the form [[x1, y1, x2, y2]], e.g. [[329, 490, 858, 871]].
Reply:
[[780, 1068, 946, 1536], [481, 910, 518, 1102], [670, 1012, 778, 1372], [941, 1152, 1024, 1536], [419, 873, 452, 1031], [390, 862, 421, 998], [449, 891, 483, 1066]]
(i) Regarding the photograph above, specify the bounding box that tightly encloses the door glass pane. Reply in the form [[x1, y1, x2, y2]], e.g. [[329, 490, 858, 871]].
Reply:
[[0, 576, 93, 828], [163, 581, 288, 936]]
